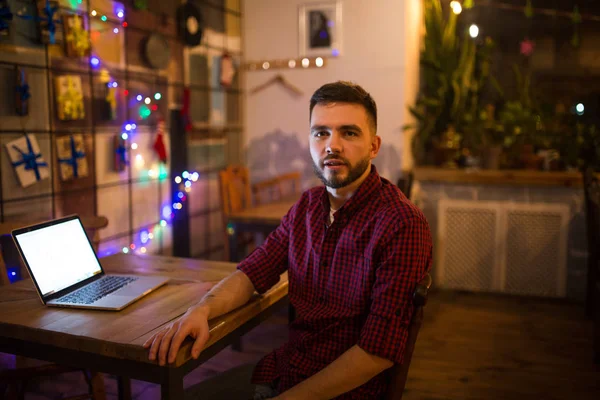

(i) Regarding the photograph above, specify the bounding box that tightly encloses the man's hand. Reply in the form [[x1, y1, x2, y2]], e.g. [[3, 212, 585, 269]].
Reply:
[[143, 304, 211, 366]]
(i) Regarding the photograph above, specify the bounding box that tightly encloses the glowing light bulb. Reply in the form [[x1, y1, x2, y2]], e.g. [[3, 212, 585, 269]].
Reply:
[[91, 10, 97, 16], [302, 58, 309, 68], [315, 57, 324, 67], [122, 247, 129, 253], [131, 143, 138, 150], [469, 24, 479, 38], [121, 132, 128, 140], [262, 62, 270, 70], [144, 97, 151, 104], [140, 247, 147, 254], [182, 171, 189, 179], [576, 103, 585, 115], [288, 60, 296, 68], [160, 220, 167, 227], [450, 1, 462, 14], [175, 176, 182, 184], [117, 10, 124, 19], [154, 92, 162, 100], [136, 95, 142, 101], [113, 28, 119, 34]]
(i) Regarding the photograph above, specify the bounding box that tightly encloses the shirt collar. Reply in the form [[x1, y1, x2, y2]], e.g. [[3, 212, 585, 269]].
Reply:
[[319, 164, 382, 223]]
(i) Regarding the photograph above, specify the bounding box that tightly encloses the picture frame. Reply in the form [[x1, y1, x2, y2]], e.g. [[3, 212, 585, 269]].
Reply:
[[298, 1, 342, 57]]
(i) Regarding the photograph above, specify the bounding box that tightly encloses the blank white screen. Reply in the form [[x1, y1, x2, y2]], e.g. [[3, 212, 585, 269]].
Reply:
[[15, 219, 102, 296]]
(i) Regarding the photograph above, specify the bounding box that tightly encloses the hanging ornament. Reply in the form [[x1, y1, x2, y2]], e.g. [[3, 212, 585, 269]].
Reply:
[[463, 0, 474, 9], [524, 0, 533, 18], [18, 0, 62, 44], [56, 134, 88, 181], [571, 5, 582, 48], [520, 38, 535, 56], [15, 67, 30, 116], [0, 1, 13, 35], [63, 14, 90, 57], [4, 134, 49, 188], [54, 75, 85, 120], [220, 53, 236, 88], [153, 119, 168, 164]]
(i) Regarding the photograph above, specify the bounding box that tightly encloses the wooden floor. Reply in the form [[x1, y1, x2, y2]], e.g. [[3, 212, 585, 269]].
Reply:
[[3, 290, 599, 400]]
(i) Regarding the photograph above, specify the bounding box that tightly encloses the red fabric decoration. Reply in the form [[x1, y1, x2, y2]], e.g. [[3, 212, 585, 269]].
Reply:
[[153, 119, 168, 164], [181, 87, 192, 132]]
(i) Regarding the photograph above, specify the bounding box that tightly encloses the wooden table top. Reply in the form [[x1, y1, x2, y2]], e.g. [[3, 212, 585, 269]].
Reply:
[[0, 254, 288, 368], [228, 199, 297, 226]]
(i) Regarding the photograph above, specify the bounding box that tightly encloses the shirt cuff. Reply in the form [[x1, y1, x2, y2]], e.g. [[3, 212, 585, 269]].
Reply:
[[237, 257, 281, 294], [358, 310, 410, 364]]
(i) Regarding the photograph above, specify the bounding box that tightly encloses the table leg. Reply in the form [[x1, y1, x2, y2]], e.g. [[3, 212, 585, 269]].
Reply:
[[161, 370, 184, 400], [117, 376, 132, 400]]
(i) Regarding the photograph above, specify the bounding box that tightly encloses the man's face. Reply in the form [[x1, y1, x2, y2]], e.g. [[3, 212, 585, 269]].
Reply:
[[309, 103, 380, 189]]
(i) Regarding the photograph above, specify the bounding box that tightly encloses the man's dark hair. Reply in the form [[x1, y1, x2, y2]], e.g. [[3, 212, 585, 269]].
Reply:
[[309, 81, 378, 134]]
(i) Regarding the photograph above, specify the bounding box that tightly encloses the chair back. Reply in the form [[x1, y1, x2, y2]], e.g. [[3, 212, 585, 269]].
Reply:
[[0, 215, 108, 286], [397, 171, 414, 200], [385, 273, 432, 400], [219, 165, 252, 217], [252, 171, 302, 205]]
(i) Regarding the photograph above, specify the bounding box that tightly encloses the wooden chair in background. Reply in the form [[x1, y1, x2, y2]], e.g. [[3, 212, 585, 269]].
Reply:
[[0, 215, 109, 400], [252, 171, 302, 205], [385, 273, 432, 400], [219, 165, 302, 261]]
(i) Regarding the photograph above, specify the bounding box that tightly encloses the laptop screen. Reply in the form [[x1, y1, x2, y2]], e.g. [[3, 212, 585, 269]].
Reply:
[[14, 218, 102, 297]]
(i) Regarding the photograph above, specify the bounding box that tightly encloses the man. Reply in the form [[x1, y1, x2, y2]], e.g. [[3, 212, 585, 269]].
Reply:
[[144, 81, 433, 399]]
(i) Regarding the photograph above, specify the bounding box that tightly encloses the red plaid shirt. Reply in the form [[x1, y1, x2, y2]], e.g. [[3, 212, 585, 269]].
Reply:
[[238, 166, 432, 399]]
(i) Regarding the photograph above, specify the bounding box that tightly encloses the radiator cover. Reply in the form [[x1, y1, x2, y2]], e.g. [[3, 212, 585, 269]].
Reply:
[[436, 200, 569, 297]]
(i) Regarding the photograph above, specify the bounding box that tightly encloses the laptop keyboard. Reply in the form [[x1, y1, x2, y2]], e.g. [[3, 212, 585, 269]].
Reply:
[[56, 276, 138, 305]]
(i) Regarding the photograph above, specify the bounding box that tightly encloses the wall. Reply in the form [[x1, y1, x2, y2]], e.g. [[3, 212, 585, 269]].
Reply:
[[0, 0, 242, 275], [242, 0, 422, 188]]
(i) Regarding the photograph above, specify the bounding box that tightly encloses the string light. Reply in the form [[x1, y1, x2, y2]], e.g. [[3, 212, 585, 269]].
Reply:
[[91, 10, 97, 16], [315, 57, 324, 67], [450, 1, 462, 14], [136, 95, 143, 102], [113, 28, 119, 34], [117, 9, 125, 19], [469, 24, 479, 38], [144, 97, 151, 104], [154, 92, 162, 100], [90, 57, 100, 67]]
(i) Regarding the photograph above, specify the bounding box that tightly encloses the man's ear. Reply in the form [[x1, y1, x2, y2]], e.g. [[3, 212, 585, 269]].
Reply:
[[370, 135, 382, 159]]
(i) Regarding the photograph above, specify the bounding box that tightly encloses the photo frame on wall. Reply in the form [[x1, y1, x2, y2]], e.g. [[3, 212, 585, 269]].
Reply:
[[298, 1, 342, 57]]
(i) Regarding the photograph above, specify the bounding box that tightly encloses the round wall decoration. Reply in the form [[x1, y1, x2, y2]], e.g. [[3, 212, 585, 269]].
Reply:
[[177, 2, 204, 47], [144, 33, 171, 69]]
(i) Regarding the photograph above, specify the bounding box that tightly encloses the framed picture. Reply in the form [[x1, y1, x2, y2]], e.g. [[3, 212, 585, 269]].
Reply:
[[298, 1, 342, 57]]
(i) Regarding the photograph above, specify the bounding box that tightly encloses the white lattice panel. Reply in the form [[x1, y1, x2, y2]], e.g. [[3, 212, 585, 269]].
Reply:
[[437, 200, 569, 297], [503, 206, 568, 297], [437, 206, 499, 291]]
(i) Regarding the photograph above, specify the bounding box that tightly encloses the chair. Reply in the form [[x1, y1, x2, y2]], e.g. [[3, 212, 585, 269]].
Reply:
[[385, 273, 432, 400], [0, 215, 108, 400], [397, 170, 414, 200], [219, 166, 302, 261], [582, 168, 600, 363], [252, 171, 302, 205]]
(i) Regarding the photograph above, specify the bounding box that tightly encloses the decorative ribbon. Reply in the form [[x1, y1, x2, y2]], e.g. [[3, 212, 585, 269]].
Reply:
[[180, 87, 192, 132], [58, 135, 85, 178], [57, 76, 84, 120], [18, 0, 61, 44], [16, 69, 30, 103], [65, 14, 89, 56], [11, 135, 48, 182], [0, 3, 13, 32]]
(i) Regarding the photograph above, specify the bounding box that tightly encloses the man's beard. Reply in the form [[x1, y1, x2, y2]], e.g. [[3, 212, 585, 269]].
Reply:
[[312, 154, 371, 189]]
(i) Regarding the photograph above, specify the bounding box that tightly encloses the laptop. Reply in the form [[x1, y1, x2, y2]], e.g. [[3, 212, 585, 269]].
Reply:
[[11, 215, 169, 311]]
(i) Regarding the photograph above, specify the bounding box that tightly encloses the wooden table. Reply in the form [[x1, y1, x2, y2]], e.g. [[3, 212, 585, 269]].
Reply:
[[227, 199, 297, 262], [0, 254, 288, 399]]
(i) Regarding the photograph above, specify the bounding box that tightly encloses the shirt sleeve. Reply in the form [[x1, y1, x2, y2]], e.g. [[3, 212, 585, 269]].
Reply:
[[358, 216, 432, 364], [237, 203, 296, 294]]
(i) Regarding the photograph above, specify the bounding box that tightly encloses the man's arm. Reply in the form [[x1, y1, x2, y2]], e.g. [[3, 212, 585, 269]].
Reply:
[[143, 270, 255, 365], [274, 345, 393, 400]]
